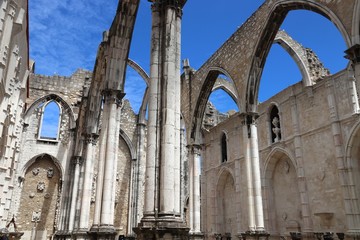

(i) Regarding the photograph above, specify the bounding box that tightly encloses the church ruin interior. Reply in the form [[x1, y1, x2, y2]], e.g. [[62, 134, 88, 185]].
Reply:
[[0, 0, 360, 239]]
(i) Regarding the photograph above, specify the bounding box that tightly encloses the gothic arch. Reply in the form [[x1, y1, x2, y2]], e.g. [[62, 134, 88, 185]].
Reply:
[[119, 129, 137, 160], [16, 153, 62, 238], [273, 30, 329, 87], [215, 167, 237, 236], [246, 0, 351, 112], [352, 0, 360, 44], [343, 120, 360, 230], [191, 67, 239, 143], [127, 59, 150, 124], [211, 77, 239, 104], [264, 147, 296, 177], [24, 94, 76, 129], [263, 148, 301, 235], [19, 153, 64, 179]]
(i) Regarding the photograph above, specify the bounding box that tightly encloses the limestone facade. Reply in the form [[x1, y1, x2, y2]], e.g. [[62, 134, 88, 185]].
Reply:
[[0, 0, 360, 240]]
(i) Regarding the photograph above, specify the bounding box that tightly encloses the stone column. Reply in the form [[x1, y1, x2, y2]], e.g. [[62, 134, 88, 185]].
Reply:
[[242, 114, 255, 231], [135, 1, 188, 239], [189, 145, 203, 239], [343, 45, 360, 234], [241, 113, 265, 233], [91, 89, 124, 238], [68, 156, 83, 232], [142, 2, 160, 219], [289, 96, 313, 234], [78, 134, 98, 232], [101, 89, 124, 228]]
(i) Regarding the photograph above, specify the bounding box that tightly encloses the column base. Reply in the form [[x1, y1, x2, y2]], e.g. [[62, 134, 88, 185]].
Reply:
[[88, 225, 116, 240], [72, 229, 90, 240], [53, 231, 72, 240], [189, 231, 204, 239], [240, 230, 270, 240], [134, 217, 190, 239]]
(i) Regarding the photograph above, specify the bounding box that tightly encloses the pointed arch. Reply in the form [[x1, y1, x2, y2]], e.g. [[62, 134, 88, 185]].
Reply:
[[246, 0, 351, 112], [38, 100, 61, 140], [24, 94, 76, 129], [19, 153, 64, 181], [351, 0, 360, 44], [119, 129, 137, 160], [263, 147, 300, 235], [191, 67, 239, 143], [215, 167, 237, 236]]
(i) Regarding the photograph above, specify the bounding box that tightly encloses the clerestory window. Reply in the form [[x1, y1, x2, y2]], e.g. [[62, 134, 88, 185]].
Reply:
[[39, 101, 61, 141]]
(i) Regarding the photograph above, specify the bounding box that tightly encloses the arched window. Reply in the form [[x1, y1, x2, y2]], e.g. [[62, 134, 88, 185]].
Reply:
[[39, 101, 61, 140], [270, 105, 281, 143], [221, 132, 228, 163]]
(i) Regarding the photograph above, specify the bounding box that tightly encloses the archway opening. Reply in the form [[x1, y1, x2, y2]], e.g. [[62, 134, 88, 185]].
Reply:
[[124, 67, 147, 114], [39, 101, 61, 140], [259, 9, 347, 102], [216, 170, 236, 237]]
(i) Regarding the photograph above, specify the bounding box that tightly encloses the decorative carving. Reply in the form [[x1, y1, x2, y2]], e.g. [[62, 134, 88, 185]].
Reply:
[[47, 167, 54, 178], [18, 176, 24, 187], [32, 168, 40, 176], [29, 192, 35, 198], [37, 181, 45, 191], [86, 133, 99, 145], [32, 211, 41, 222], [91, 173, 97, 203], [102, 89, 125, 108], [44, 193, 50, 199], [272, 117, 281, 142]]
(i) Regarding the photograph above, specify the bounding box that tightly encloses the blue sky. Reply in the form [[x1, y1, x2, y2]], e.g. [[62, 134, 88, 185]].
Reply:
[[30, 0, 348, 114]]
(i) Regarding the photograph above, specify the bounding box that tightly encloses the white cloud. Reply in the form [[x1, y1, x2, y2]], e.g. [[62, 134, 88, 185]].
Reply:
[[30, 0, 118, 76]]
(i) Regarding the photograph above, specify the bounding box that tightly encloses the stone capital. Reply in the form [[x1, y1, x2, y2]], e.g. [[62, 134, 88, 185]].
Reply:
[[85, 133, 99, 146], [239, 112, 259, 138], [150, 0, 186, 17], [72, 156, 84, 166], [239, 112, 259, 126], [345, 44, 360, 64], [188, 144, 202, 155], [102, 89, 125, 107]]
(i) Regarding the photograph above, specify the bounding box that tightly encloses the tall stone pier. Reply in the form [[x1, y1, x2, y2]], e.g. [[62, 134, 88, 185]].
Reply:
[[134, 0, 189, 239]]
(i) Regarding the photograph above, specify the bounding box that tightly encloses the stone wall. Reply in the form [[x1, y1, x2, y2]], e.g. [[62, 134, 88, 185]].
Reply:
[[202, 68, 357, 238]]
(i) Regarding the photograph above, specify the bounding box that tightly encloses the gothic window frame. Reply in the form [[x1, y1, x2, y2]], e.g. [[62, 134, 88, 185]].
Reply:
[[38, 100, 62, 142], [269, 104, 282, 144], [221, 131, 228, 163]]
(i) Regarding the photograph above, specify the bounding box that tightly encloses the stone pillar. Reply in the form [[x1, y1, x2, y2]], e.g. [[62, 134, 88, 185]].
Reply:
[[90, 89, 124, 239], [241, 113, 265, 233], [289, 97, 313, 234], [135, 0, 189, 239], [189, 145, 204, 239], [78, 134, 98, 233], [142, 1, 160, 219], [343, 45, 360, 233], [68, 156, 83, 232], [128, 122, 146, 236], [345, 44, 360, 109]]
